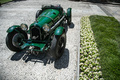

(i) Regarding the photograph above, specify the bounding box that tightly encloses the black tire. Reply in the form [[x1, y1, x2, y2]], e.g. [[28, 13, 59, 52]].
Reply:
[[50, 32, 66, 59], [6, 31, 28, 52], [36, 10, 42, 19]]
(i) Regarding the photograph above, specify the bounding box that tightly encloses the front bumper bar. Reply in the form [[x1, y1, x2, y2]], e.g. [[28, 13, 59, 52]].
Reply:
[[21, 43, 46, 51]]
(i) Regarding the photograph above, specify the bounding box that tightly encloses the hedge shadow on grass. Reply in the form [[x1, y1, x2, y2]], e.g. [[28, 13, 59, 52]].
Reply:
[[89, 15, 120, 80]]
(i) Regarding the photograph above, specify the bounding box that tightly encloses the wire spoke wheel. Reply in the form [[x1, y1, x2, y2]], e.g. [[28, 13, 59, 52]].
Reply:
[[50, 32, 66, 60], [6, 31, 28, 52], [12, 33, 25, 48]]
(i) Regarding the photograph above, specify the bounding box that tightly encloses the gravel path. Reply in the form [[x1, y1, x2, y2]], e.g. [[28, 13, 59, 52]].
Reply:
[[0, 0, 107, 80]]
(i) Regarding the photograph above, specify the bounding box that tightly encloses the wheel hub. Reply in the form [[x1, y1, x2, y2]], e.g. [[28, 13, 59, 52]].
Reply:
[[12, 33, 25, 48]]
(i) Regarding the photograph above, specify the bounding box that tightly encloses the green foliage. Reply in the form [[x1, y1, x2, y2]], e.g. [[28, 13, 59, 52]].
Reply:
[[89, 15, 120, 80], [0, 0, 12, 4]]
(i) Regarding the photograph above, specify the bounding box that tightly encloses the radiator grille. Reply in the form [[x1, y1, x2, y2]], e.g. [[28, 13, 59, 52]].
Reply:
[[31, 27, 41, 40]]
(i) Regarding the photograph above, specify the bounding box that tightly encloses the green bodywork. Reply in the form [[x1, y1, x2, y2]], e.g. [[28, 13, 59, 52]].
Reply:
[[30, 9, 60, 28], [67, 8, 72, 17], [23, 8, 64, 51], [6, 6, 71, 52], [67, 8, 72, 23], [54, 26, 64, 35], [7, 25, 20, 33], [20, 26, 64, 51], [21, 43, 46, 51]]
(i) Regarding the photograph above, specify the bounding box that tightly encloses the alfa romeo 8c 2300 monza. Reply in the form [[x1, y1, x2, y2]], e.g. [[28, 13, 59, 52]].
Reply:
[[6, 5, 72, 59]]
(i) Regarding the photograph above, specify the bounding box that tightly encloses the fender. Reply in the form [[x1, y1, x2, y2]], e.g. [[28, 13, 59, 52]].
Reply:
[[7, 25, 21, 33], [67, 8, 72, 17], [67, 8, 72, 19], [54, 26, 64, 35]]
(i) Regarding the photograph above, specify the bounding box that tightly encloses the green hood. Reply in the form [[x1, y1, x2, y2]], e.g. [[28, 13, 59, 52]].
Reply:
[[30, 9, 60, 28]]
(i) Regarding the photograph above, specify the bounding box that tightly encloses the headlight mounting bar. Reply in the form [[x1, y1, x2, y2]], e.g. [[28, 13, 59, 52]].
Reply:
[[51, 15, 65, 30]]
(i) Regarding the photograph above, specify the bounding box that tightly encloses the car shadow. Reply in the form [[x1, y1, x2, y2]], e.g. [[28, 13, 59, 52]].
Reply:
[[10, 48, 69, 69], [11, 50, 26, 61], [54, 49, 69, 69]]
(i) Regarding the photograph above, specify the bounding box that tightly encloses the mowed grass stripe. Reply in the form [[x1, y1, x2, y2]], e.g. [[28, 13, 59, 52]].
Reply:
[[89, 15, 120, 80], [0, 0, 12, 4]]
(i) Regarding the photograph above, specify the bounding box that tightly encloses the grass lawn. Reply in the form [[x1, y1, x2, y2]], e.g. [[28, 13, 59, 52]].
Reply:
[[80, 15, 120, 80], [89, 15, 120, 80], [0, 0, 12, 4]]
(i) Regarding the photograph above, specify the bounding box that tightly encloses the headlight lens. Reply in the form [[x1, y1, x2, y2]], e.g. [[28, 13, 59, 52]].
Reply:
[[20, 23, 28, 31], [42, 24, 50, 32]]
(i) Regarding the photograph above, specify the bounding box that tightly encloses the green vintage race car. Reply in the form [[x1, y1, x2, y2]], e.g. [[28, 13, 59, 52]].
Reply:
[[6, 5, 72, 59]]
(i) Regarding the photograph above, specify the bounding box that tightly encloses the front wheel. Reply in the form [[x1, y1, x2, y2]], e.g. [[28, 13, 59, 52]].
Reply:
[[50, 32, 66, 59], [6, 31, 28, 52]]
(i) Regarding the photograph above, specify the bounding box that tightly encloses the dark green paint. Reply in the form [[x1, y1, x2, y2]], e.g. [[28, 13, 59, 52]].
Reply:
[[30, 9, 59, 29], [54, 26, 64, 35], [67, 8, 72, 18], [6, 5, 72, 52], [21, 43, 46, 51], [7, 25, 20, 33]]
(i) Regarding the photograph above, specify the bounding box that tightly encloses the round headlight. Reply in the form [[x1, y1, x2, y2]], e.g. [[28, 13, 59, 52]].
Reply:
[[42, 24, 50, 32], [20, 23, 28, 31]]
